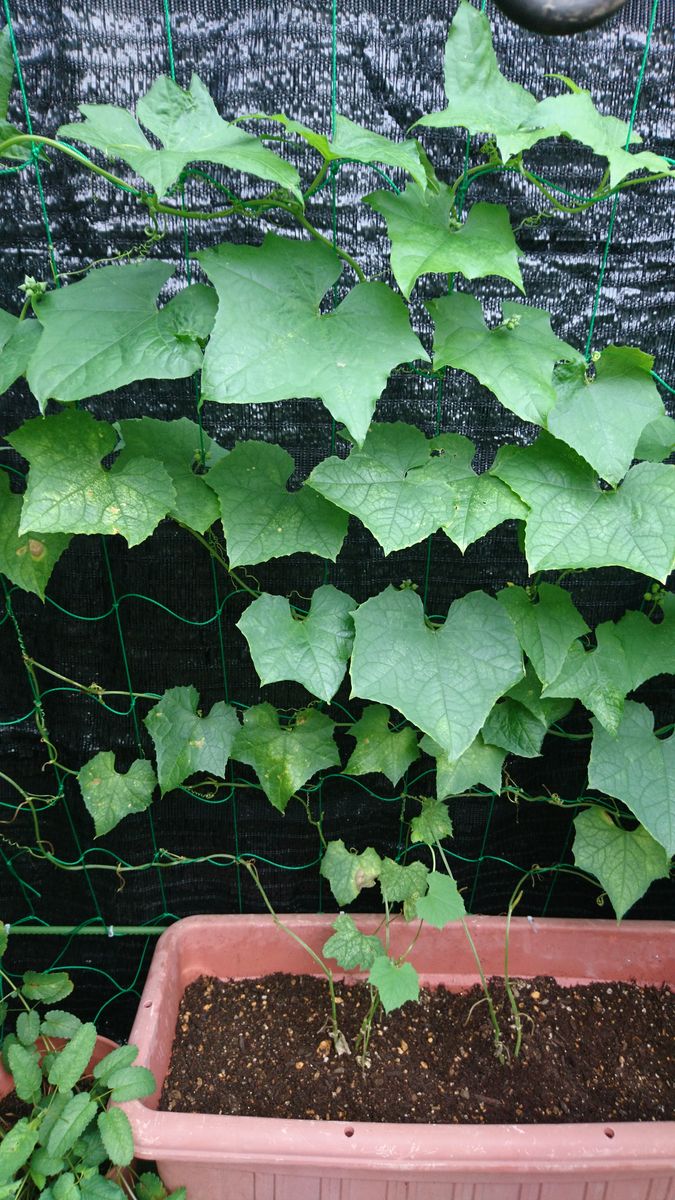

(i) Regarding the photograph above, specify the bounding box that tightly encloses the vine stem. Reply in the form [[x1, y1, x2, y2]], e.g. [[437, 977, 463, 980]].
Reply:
[[0, 134, 140, 193]]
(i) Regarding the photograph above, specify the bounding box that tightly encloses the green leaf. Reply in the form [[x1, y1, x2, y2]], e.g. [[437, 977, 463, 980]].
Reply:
[[415, 0, 541, 161], [350, 586, 523, 760], [308, 422, 525, 555], [0, 27, 13, 120], [0, 923, 7, 958], [52, 1172, 79, 1200], [72, 1127, 108, 1170], [319, 841, 382, 906], [15, 1010, 40, 1047], [157, 282, 218, 341], [25, 264, 206, 408], [78, 753, 156, 837], [492, 433, 675, 582], [116, 418, 226, 534], [144, 686, 239, 795], [206, 440, 348, 568], [29, 1148, 66, 1180], [58, 74, 301, 200], [135, 1174, 169, 1200], [0, 317, 41, 394], [252, 111, 429, 188], [481, 664, 572, 758], [237, 586, 354, 702], [429, 293, 583, 426], [378, 859, 429, 913], [635, 413, 675, 463], [344, 705, 419, 787], [421, 734, 506, 799], [0, 473, 70, 600], [96, 1110, 133, 1168], [588, 702, 675, 857], [21, 973, 73, 1004], [91, 1045, 138, 1082], [197, 234, 428, 445], [47, 1023, 97, 1093], [0, 1119, 39, 1185], [415, 870, 466, 928], [8, 410, 175, 548], [365, 189, 522, 299], [40, 1012, 81, 1041], [232, 704, 339, 813], [368, 957, 419, 1014], [548, 349, 664, 485], [409, 796, 453, 846], [36, 1091, 72, 1147], [105, 1064, 155, 1103], [79, 1178, 126, 1200], [497, 582, 589, 687], [573, 807, 670, 922], [47, 1094, 97, 1160], [7, 1042, 41, 1103], [322, 914, 385, 971]]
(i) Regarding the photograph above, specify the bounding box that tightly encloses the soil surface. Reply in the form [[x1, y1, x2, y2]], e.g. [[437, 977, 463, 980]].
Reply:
[[159, 972, 674, 1124]]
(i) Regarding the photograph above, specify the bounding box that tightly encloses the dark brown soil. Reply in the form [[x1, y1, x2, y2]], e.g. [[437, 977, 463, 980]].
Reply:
[[159, 973, 674, 1124], [0, 1092, 32, 1130]]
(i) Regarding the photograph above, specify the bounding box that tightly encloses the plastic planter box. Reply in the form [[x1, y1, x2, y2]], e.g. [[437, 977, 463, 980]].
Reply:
[[123, 914, 675, 1200]]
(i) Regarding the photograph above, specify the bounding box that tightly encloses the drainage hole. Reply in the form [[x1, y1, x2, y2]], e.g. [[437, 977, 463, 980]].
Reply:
[[344, 1127, 355, 1138], [604, 1128, 615, 1139]]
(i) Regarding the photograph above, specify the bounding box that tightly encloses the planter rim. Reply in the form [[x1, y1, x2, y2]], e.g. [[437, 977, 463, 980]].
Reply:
[[123, 913, 675, 1178]]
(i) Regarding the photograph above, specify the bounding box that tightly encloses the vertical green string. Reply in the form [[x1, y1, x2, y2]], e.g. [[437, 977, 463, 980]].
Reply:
[[161, 0, 242, 911]]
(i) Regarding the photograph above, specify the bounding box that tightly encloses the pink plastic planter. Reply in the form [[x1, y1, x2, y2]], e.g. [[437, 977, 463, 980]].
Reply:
[[123, 914, 675, 1200]]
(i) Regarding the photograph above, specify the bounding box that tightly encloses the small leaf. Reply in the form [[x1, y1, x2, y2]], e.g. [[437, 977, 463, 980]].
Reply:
[[106, 1064, 155, 1103], [197, 233, 428, 445], [322, 914, 385, 971], [635, 413, 675, 463], [116, 417, 226, 534], [144, 686, 239, 795], [378, 859, 429, 911], [92, 1045, 138, 1082], [0, 1119, 40, 1185], [232, 704, 339, 813], [344, 705, 419, 787], [40, 1012, 82, 1040], [415, 870, 466, 928], [409, 796, 453, 846], [47, 1023, 97, 1093], [573, 807, 670, 921], [52, 1172, 79, 1200], [7, 1042, 42, 1103], [78, 753, 156, 837], [79, 1179, 126, 1200], [588, 702, 675, 857], [97, 1110, 134, 1167], [135, 1175, 168, 1200], [8, 410, 176, 548], [0, 923, 7, 958], [421, 734, 506, 799], [206, 441, 348, 568], [16, 1010, 40, 1047], [0, 473, 70, 600], [368, 957, 419, 1014], [320, 841, 383, 906], [21, 972, 73, 1004], [497, 582, 589, 687], [237, 586, 355, 702], [73, 1126, 107, 1169], [47, 1094, 97, 1159], [59, 74, 301, 200], [364, 189, 523, 299]]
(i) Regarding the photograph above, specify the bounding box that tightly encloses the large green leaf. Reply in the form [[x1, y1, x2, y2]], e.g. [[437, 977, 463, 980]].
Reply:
[[308, 422, 525, 555], [0, 1119, 39, 1184], [344, 704, 419, 787], [0, 315, 41, 393], [492, 433, 675, 582], [116, 419, 225, 534], [197, 234, 428, 444], [415, 870, 466, 928], [320, 840, 382, 906], [249, 112, 430, 189], [0, 472, 71, 600], [237, 586, 355, 702], [144, 686, 240, 794], [429, 293, 583, 425], [350, 586, 523, 761], [232, 704, 339, 812], [58, 74, 301, 200], [8, 410, 175, 547], [497, 582, 589, 687], [368, 956, 419, 1013], [322, 913, 385, 972], [47, 1023, 97, 1094], [25, 265, 206, 408], [421, 733, 505, 798], [7, 1042, 41, 1103], [206, 440, 348, 567], [543, 597, 675, 733], [47, 1094, 97, 1159], [78, 752, 157, 837], [379, 859, 429, 916], [364, 189, 523, 298], [97, 1110, 134, 1168], [573, 807, 670, 921], [588, 702, 675, 857], [548, 348, 664, 485]]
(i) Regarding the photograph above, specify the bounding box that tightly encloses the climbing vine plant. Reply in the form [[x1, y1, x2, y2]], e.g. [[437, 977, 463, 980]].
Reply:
[[1, 0, 674, 994]]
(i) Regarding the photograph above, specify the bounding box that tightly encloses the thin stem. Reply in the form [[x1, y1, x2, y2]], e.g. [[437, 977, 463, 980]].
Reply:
[[292, 210, 366, 281], [0, 134, 140, 193]]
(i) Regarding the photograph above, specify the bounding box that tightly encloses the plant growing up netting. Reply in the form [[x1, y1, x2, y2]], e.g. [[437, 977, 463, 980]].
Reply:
[[0, 0, 673, 1033]]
